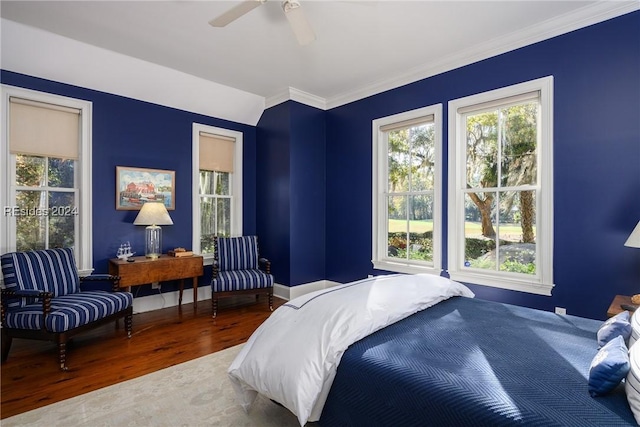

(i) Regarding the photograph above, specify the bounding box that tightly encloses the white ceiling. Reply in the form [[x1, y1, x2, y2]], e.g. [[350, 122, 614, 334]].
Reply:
[[1, 1, 638, 109]]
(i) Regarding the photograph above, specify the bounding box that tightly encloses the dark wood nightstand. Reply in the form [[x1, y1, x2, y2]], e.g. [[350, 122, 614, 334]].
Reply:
[[607, 294, 637, 317]]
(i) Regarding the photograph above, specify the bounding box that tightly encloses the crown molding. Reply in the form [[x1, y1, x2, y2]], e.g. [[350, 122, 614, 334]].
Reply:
[[265, 87, 326, 111]]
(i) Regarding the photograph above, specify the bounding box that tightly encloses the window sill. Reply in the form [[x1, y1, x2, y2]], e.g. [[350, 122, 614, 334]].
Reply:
[[448, 270, 554, 296], [372, 260, 441, 276]]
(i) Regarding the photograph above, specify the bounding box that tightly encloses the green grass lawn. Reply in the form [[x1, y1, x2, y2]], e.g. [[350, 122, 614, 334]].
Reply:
[[388, 219, 533, 240]]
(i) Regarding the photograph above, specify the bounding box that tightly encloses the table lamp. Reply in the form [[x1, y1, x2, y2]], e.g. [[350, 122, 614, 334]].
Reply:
[[625, 220, 640, 307], [625, 221, 640, 249], [133, 202, 173, 259]]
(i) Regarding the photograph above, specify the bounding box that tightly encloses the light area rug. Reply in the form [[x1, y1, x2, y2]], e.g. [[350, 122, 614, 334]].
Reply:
[[3, 344, 301, 427]]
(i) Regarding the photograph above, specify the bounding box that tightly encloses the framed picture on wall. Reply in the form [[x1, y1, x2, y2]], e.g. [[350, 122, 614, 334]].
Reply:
[[116, 166, 175, 210]]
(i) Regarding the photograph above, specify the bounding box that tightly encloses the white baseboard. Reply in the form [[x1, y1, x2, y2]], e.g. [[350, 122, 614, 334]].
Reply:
[[132, 286, 212, 314], [273, 280, 341, 301], [132, 280, 342, 314]]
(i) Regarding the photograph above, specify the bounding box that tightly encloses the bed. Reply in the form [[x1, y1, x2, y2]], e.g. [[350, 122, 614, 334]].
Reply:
[[227, 274, 638, 426]]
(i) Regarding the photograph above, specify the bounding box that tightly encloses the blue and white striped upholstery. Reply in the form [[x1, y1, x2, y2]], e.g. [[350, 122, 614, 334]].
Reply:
[[1, 248, 80, 308], [1, 248, 133, 333], [3, 290, 133, 333], [212, 236, 273, 292], [213, 270, 274, 292], [217, 236, 259, 272]]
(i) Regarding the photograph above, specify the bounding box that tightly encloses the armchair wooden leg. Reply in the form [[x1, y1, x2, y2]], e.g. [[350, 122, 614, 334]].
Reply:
[[57, 339, 68, 371], [125, 313, 133, 339], [269, 291, 273, 312], [212, 296, 218, 318]]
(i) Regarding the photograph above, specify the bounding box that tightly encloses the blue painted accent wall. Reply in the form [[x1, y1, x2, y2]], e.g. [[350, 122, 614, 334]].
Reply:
[[1, 70, 257, 296], [325, 11, 640, 320], [257, 101, 326, 286]]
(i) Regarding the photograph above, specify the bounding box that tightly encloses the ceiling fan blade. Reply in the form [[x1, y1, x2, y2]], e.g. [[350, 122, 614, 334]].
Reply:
[[209, 0, 265, 27], [282, 0, 316, 46]]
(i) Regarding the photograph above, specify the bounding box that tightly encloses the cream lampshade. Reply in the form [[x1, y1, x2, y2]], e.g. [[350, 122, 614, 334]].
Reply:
[[625, 221, 640, 248], [133, 202, 173, 259]]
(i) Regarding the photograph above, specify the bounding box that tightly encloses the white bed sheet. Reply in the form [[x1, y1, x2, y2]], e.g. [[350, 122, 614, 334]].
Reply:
[[227, 273, 474, 426]]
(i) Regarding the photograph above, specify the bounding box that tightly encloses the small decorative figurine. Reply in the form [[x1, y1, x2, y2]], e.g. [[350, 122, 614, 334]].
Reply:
[[116, 242, 135, 260]]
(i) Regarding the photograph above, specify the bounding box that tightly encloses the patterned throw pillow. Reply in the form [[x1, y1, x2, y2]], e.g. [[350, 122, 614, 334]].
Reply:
[[597, 310, 632, 348], [589, 335, 630, 397]]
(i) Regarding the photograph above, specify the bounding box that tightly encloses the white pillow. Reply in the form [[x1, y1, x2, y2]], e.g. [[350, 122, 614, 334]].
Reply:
[[630, 311, 640, 348], [626, 337, 640, 424]]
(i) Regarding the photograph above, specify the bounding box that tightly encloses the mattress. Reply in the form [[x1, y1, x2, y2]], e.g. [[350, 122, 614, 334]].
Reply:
[[320, 296, 636, 426]]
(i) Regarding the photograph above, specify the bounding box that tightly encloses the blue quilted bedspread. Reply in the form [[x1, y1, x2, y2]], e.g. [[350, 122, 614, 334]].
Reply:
[[319, 296, 637, 426]]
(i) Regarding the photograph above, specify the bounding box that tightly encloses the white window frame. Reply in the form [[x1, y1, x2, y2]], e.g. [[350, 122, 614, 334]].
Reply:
[[1, 85, 93, 275], [447, 76, 554, 295], [191, 123, 243, 266], [372, 104, 443, 275]]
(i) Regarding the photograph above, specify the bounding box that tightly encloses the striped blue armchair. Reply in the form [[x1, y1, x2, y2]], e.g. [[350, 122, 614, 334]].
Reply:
[[211, 236, 273, 318], [1, 248, 133, 370]]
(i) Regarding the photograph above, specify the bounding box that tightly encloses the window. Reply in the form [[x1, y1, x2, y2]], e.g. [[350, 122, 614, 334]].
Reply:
[[191, 123, 242, 264], [372, 104, 442, 275], [1, 85, 93, 274], [448, 77, 554, 295]]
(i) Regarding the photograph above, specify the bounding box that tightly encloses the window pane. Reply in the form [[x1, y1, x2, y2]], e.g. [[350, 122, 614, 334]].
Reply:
[[500, 102, 538, 187], [408, 194, 433, 262], [464, 192, 496, 270], [498, 191, 536, 274], [16, 155, 45, 187], [216, 197, 231, 236], [388, 130, 410, 193], [200, 197, 215, 253], [200, 171, 215, 195], [466, 111, 498, 190], [387, 195, 407, 259], [48, 158, 75, 188], [410, 123, 435, 191], [200, 171, 230, 196], [216, 172, 230, 196], [49, 191, 75, 248], [15, 190, 47, 251]]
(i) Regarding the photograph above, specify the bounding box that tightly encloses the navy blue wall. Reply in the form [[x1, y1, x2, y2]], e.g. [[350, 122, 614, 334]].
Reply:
[[325, 11, 640, 320], [257, 101, 326, 286], [1, 70, 257, 295], [257, 102, 292, 285]]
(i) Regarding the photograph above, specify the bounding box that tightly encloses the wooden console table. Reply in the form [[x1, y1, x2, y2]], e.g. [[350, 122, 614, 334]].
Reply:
[[108, 255, 204, 306]]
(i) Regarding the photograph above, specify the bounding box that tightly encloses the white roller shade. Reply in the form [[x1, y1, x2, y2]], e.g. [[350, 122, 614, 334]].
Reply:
[[199, 132, 235, 173], [9, 97, 80, 160], [380, 114, 435, 133], [457, 91, 540, 115]]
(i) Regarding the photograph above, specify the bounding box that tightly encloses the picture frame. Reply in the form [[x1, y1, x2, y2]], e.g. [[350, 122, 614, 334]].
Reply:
[[116, 166, 175, 210]]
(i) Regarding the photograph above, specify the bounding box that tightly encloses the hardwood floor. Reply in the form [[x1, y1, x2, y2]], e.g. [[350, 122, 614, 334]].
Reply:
[[1, 295, 286, 420]]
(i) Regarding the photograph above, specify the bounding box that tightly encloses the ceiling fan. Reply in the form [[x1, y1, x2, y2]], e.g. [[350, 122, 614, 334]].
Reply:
[[209, 0, 316, 46]]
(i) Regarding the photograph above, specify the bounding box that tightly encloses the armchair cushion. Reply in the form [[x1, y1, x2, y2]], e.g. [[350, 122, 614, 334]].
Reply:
[[213, 270, 274, 293], [217, 236, 259, 272], [3, 290, 133, 333], [1, 248, 80, 308]]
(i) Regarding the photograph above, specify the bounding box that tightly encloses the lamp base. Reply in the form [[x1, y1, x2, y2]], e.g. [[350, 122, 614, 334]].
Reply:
[[145, 225, 162, 259]]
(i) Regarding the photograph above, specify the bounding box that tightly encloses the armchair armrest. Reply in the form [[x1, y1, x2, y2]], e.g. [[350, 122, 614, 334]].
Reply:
[[1, 288, 53, 327], [1, 289, 52, 299], [259, 258, 271, 274]]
